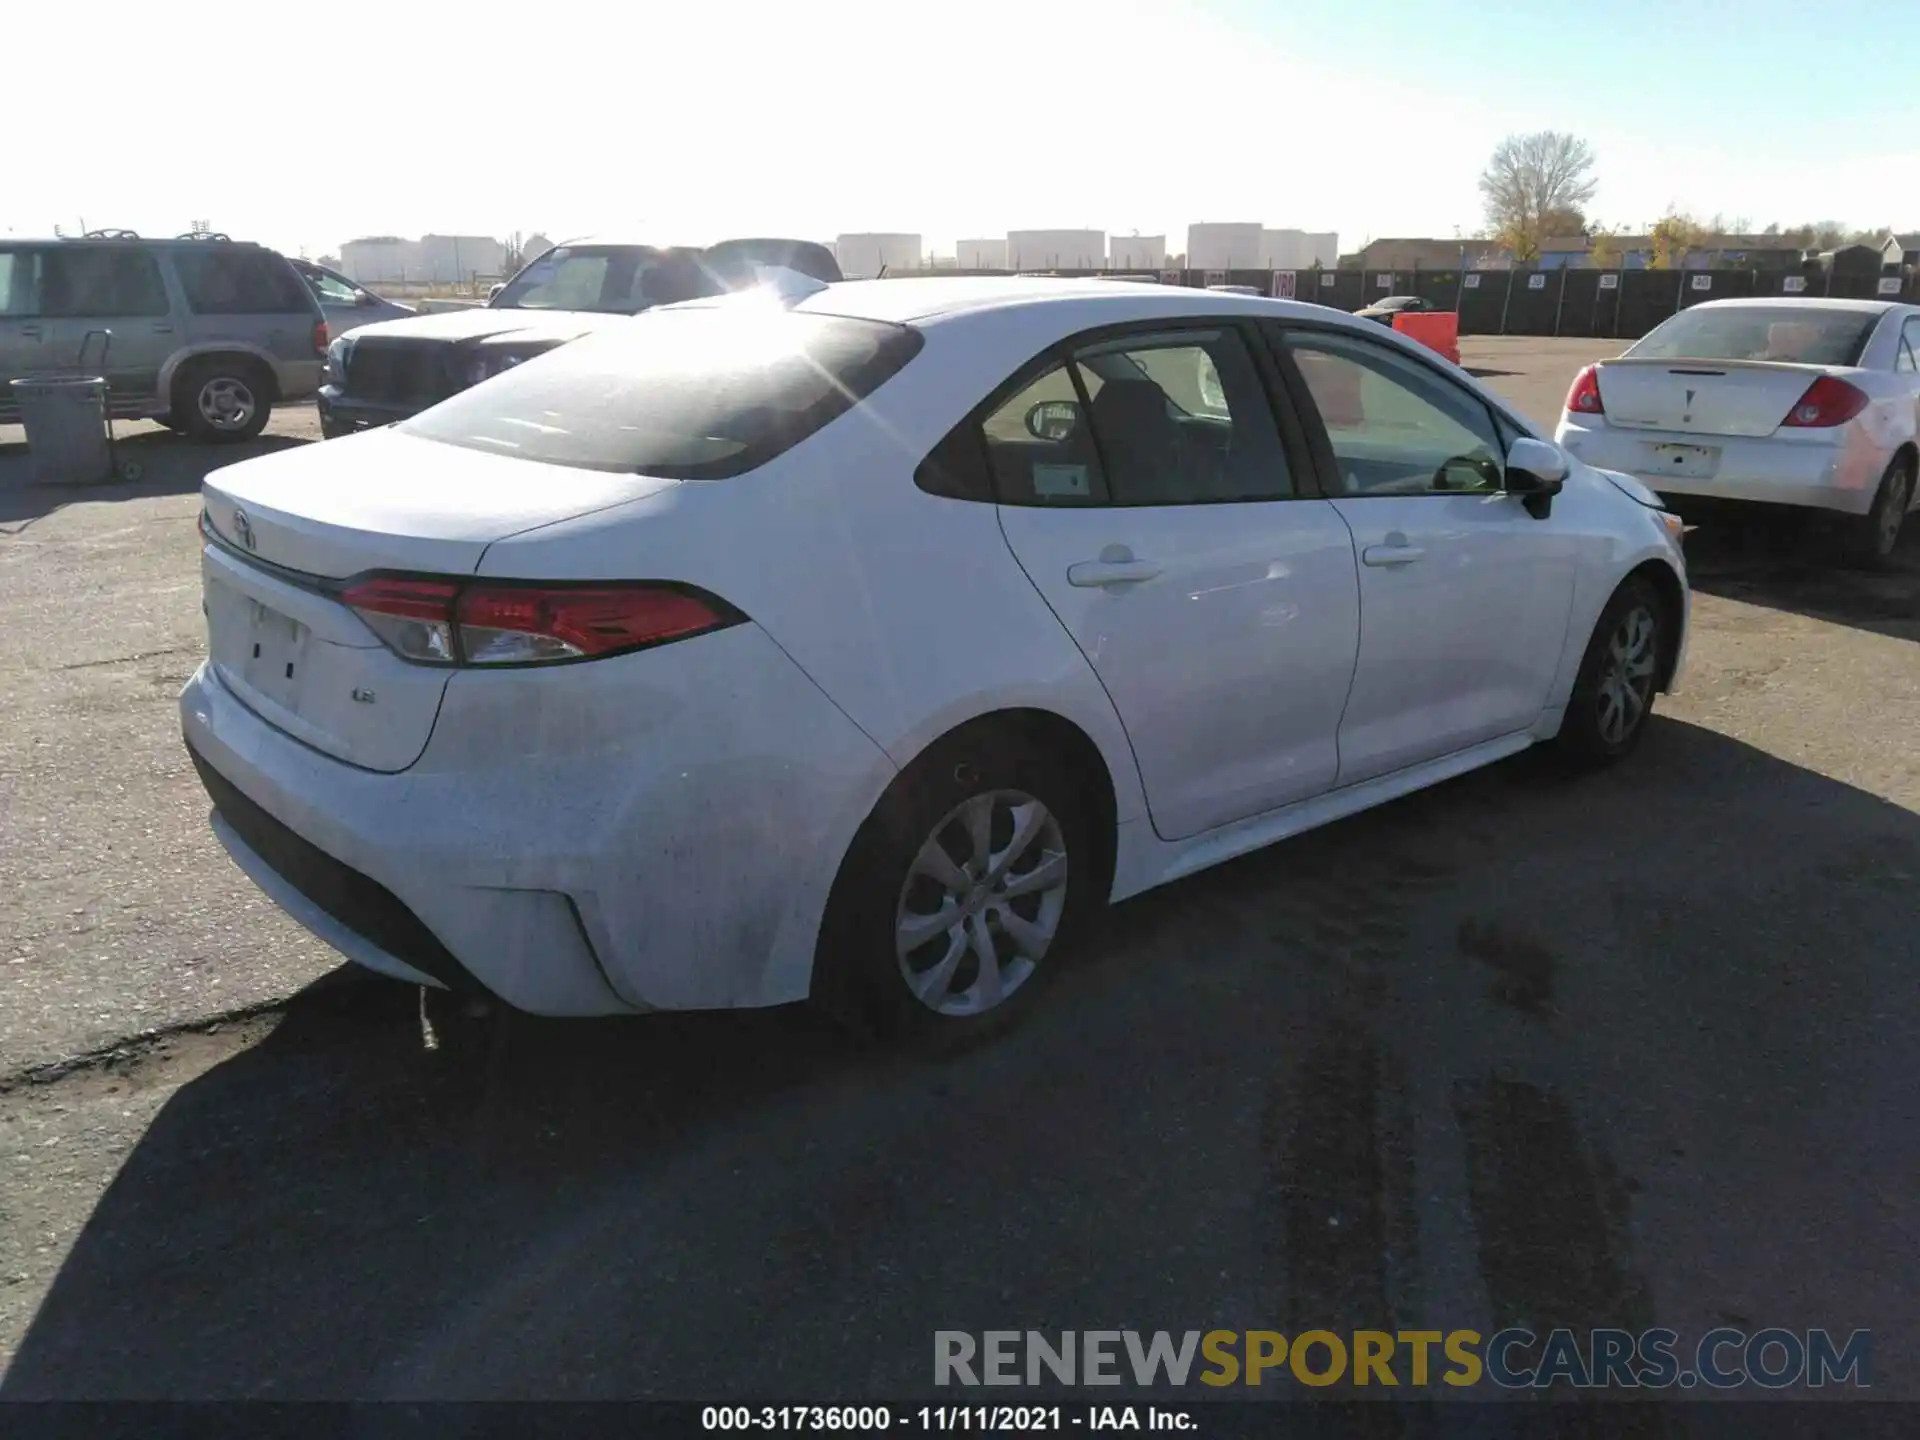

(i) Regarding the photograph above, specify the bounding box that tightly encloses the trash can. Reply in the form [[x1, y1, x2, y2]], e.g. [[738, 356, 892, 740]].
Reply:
[[9, 377, 113, 485]]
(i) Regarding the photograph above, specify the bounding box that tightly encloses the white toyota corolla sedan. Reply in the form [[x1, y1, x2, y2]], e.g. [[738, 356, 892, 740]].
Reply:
[[1555, 297, 1920, 566], [181, 276, 1690, 1043]]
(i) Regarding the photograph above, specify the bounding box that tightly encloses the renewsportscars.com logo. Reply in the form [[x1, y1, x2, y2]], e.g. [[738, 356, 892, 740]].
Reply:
[[934, 1329, 1871, 1390]]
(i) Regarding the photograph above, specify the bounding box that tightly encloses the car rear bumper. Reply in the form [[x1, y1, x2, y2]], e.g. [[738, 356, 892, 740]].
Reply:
[[276, 359, 324, 403], [1557, 418, 1885, 516], [178, 623, 894, 1016]]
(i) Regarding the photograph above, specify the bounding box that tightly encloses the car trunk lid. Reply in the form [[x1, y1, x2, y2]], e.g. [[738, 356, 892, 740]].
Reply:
[[199, 430, 678, 771], [1595, 358, 1830, 438]]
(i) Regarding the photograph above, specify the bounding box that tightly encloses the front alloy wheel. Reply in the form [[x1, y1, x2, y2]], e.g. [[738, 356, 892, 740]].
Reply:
[[895, 790, 1069, 1017], [1556, 574, 1664, 769], [1594, 602, 1658, 748]]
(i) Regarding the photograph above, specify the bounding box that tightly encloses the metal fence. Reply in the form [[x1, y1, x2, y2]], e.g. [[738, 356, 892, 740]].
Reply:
[[893, 265, 1920, 340]]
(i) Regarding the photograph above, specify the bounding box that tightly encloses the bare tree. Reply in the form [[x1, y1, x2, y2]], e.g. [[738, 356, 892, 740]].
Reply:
[[1479, 131, 1600, 261]]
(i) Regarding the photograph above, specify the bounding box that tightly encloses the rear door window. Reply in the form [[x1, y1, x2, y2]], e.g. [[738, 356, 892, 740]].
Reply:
[[1070, 328, 1294, 504], [0, 249, 43, 317], [173, 248, 312, 314], [39, 247, 170, 318], [399, 307, 923, 477]]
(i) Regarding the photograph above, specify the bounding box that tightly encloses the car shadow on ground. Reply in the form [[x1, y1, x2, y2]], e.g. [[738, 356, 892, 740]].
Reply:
[[1681, 509, 1920, 642], [7, 719, 1920, 1399], [0, 429, 308, 531]]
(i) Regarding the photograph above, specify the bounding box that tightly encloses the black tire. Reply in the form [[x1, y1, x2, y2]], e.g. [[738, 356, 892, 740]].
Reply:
[[1844, 455, 1914, 570], [812, 724, 1104, 1050], [175, 357, 273, 443], [1554, 574, 1665, 770]]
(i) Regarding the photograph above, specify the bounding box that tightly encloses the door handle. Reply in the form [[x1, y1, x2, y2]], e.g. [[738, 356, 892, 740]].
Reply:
[[1067, 559, 1162, 588], [153, 324, 174, 333], [1361, 544, 1426, 567], [19, 325, 42, 338]]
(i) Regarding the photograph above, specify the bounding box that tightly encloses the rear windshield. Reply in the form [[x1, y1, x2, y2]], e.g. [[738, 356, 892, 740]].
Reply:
[[491, 245, 717, 313], [398, 307, 924, 478], [1629, 305, 1878, 366]]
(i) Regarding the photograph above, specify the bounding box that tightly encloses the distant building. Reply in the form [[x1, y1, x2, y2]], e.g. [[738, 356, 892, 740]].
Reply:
[[1540, 233, 1805, 271], [1007, 229, 1105, 269], [834, 233, 922, 278], [339, 236, 415, 284], [416, 234, 505, 283], [521, 233, 555, 263], [1185, 223, 1265, 270], [1879, 233, 1920, 270], [1259, 229, 1338, 270], [956, 238, 1008, 269], [338, 233, 506, 284], [1109, 234, 1167, 269], [1356, 238, 1510, 271], [1817, 243, 1883, 277]]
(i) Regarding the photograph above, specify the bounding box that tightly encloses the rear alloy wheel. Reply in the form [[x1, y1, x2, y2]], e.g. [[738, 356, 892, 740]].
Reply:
[[815, 730, 1098, 1047], [178, 359, 272, 443], [1555, 575, 1664, 769], [1847, 457, 1913, 570], [895, 791, 1070, 1019]]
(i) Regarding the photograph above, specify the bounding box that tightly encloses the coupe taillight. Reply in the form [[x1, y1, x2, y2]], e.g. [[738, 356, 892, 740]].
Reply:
[[340, 577, 739, 667], [1779, 375, 1868, 429], [1565, 364, 1605, 415], [313, 320, 329, 356]]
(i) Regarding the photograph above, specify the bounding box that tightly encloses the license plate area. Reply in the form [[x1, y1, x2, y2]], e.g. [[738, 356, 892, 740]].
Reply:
[[1651, 443, 1720, 480], [237, 597, 311, 710]]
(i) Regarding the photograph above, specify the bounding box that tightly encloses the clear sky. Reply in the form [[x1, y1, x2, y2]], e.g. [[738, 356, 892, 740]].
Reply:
[[7, 0, 1916, 259]]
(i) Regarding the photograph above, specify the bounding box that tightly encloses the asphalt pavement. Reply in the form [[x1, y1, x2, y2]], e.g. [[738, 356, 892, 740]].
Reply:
[[2, 345, 1917, 1402]]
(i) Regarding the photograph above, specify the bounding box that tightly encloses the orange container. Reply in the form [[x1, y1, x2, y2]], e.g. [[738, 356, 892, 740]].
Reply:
[[1392, 311, 1461, 366]]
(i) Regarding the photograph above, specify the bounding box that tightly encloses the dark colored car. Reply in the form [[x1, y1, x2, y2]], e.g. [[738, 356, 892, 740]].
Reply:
[[316, 237, 842, 437], [1354, 294, 1435, 326]]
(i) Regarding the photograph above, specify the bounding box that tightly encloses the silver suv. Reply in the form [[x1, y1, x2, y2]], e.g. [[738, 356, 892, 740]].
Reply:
[[0, 233, 326, 442]]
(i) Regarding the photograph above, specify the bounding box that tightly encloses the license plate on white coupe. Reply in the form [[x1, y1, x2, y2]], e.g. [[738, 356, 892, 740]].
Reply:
[[1651, 443, 1719, 480]]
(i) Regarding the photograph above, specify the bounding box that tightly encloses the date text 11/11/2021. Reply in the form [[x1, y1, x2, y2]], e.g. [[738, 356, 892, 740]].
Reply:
[[701, 1406, 1194, 1431]]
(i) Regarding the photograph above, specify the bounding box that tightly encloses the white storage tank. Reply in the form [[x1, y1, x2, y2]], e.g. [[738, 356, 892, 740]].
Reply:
[[834, 233, 923, 278], [1007, 229, 1106, 270], [1185, 223, 1265, 271], [1260, 229, 1340, 270], [1109, 234, 1167, 269], [956, 238, 1009, 269]]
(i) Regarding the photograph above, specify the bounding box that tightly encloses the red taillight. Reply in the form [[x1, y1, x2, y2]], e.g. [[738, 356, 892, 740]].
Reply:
[[456, 584, 731, 665], [340, 576, 735, 666], [341, 577, 460, 664], [1779, 375, 1868, 429], [313, 319, 329, 356], [1565, 364, 1604, 415]]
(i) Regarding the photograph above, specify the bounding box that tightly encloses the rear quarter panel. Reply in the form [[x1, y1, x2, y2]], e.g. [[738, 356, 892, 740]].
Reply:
[[473, 312, 1153, 823]]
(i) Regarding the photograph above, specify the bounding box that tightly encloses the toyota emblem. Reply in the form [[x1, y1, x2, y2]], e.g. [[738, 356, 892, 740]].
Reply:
[[232, 508, 255, 551]]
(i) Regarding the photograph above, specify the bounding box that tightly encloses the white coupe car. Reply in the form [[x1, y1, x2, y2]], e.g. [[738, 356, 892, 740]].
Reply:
[[181, 277, 1689, 1043], [1555, 297, 1920, 566]]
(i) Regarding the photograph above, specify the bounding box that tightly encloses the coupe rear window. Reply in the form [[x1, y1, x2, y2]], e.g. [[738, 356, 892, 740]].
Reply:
[[1629, 305, 1878, 366], [398, 308, 924, 478]]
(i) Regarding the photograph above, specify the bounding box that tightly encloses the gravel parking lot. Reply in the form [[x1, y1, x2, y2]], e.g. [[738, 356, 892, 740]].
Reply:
[[2, 342, 1917, 1400]]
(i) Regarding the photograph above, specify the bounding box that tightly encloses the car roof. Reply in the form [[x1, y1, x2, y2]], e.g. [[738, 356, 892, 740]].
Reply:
[[789, 275, 1341, 326]]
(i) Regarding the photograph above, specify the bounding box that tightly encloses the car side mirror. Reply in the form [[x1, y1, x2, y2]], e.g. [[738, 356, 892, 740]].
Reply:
[[1025, 400, 1082, 442], [1505, 436, 1569, 518]]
